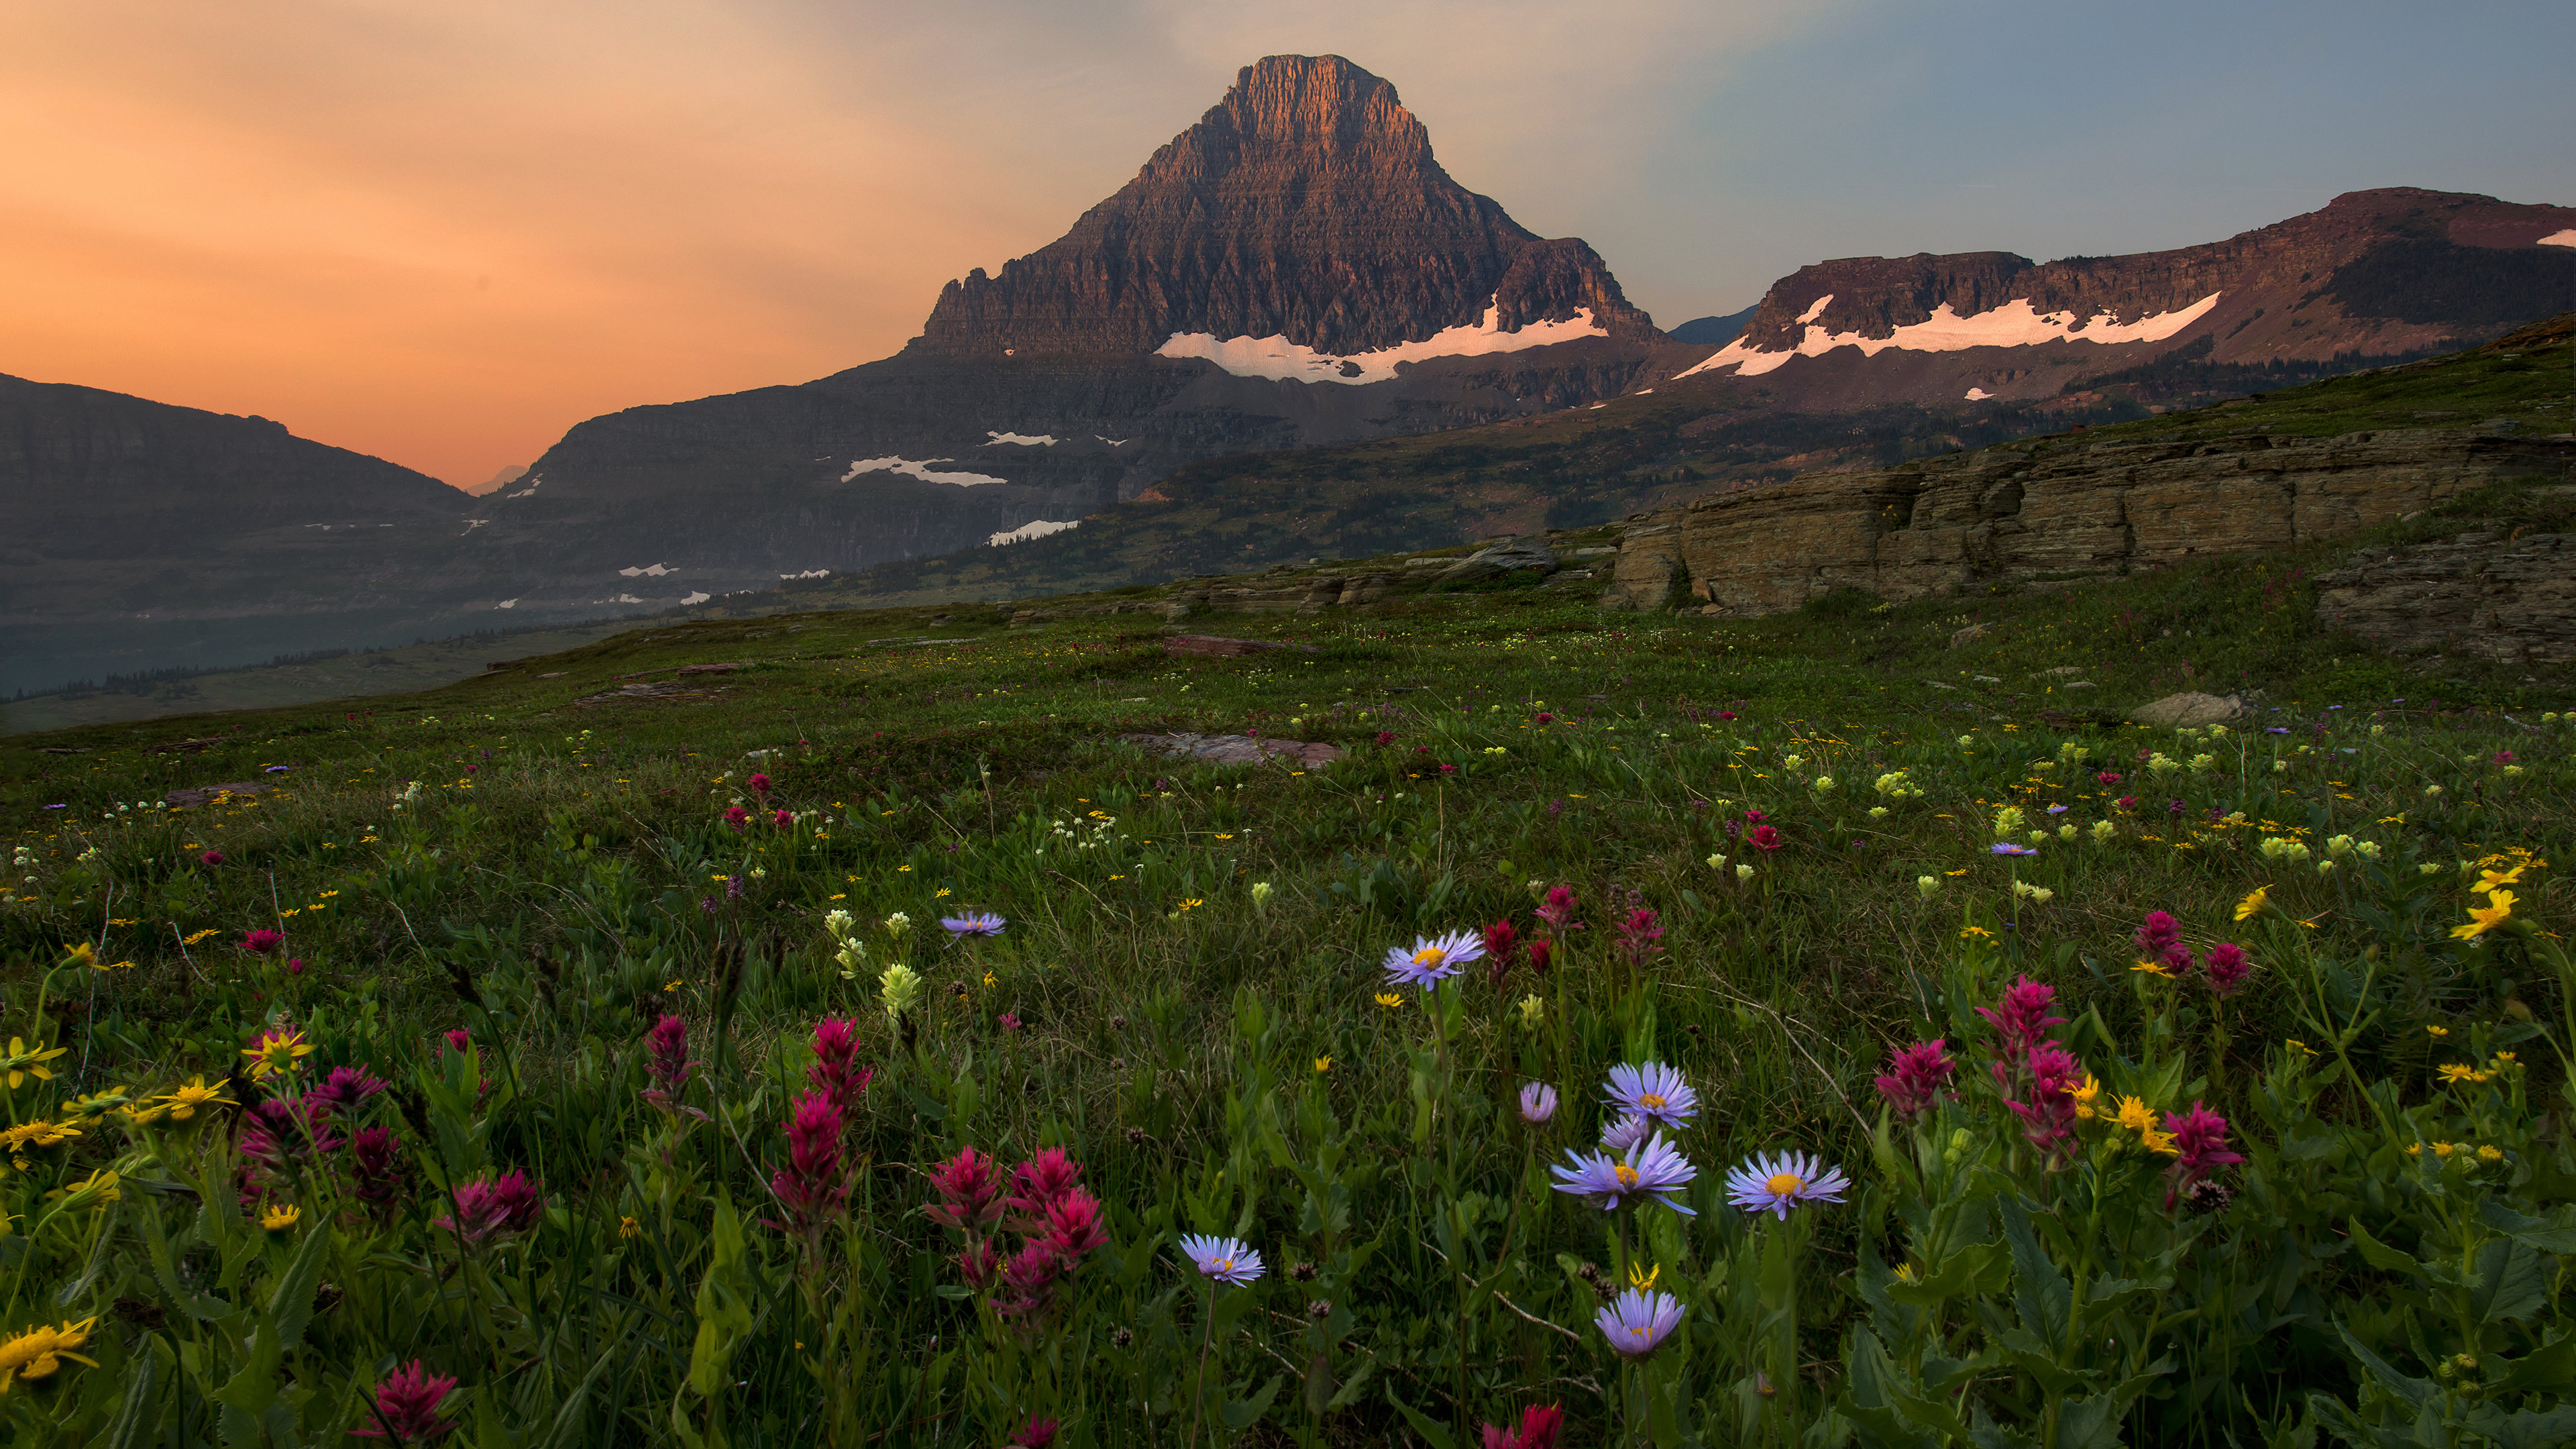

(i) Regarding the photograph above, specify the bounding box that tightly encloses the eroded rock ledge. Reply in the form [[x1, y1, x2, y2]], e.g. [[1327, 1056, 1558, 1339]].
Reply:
[[1599, 429, 2571, 616]]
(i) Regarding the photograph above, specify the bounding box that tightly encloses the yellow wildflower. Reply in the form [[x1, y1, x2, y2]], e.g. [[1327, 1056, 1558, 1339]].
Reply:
[[2234, 886, 2268, 922], [1627, 1261, 1660, 1291], [2451, 890, 2514, 941], [2475, 864, 2527, 893], [619, 1216, 643, 1240], [181, 928, 221, 945], [158, 1075, 231, 1122], [2426, 1025, 2450, 1037], [260, 1203, 301, 1231], [1373, 992, 1405, 1009], [2432, 1141, 2456, 1159], [3, 1038, 67, 1091], [2478, 1144, 2504, 1163], [1313, 1056, 1332, 1073], [46, 1170, 119, 1209], [2129, 959, 2175, 979], [1959, 925, 1994, 941], [241, 1026, 317, 1080], [60, 943, 97, 969], [0, 1318, 99, 1391], [2140, 1123, 2179, 1155], [2113, 1096, 2158, 1135], [2066, 1074, 2104, 1119], [2437, 1063, 2479, 1083]]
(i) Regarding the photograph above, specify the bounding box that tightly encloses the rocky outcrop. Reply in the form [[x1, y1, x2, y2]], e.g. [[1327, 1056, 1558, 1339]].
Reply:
[[2315, 528, 2576, 664], [914, 56, 1656, 360], [2128, 692, 2251, 729], [1432, 539, 1557, 585], [1600, 429, 2573, 614]]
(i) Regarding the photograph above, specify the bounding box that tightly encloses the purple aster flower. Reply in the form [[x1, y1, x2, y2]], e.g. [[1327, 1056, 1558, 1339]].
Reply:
[[1602, 1062, 1698, 1130], [2045, 804, 2068, 815], [1991, 843, 2037, 856], [1600, 1113, 1652, 1154], [941, 912, 1007, 938], [1380, 928, 1485, 989], [1595, 1288, 1684, 1358], [1518, 1082, 1558, 1124], [1550, 1134, 1698, 1216], [1177, 1233, 1263, 1285], [1724, 1150, 1851, 1220]]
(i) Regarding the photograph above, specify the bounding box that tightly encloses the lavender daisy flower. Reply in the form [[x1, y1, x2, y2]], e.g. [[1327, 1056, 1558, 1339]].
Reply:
[[941, 912, 1007, 938], [1991, 843, 2037, 857], [1595, 1288, 1685, 1358], [1380, 929, 1485, 989], [1519, 1082, 1559, 1124], [1599, 1113, 1652, 1154], [1603, 1061, 1698, 1130], [1550, 1134, 1698, 1216], [1724, 1150, 1851, 1220], [1177, 1234, 1263, 1285]]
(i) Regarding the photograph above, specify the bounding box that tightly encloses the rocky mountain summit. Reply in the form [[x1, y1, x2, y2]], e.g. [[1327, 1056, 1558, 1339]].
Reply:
[[917, 54, 1654, 360]]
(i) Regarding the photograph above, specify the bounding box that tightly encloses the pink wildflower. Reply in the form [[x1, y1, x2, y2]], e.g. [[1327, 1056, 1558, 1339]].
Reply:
[[434, 1170, 545, 1248], [199, 849, 225, 867], [1483, 919, 1521, 987], [1873, 1040, 1956, 1124], [1526, 938, 1553, 975], [1010, 1417, 1060, 1449], [241, 928, 284, 955], [1483, 1405, 1565, 1449], [347, 1126, 407, 1214], [2200, 943, 2251, 998], [924, 1146, 1007, 1233], [1536, 885, 1584, 936], [770, 1090, 849, 1232], [723, 804, 751, 832], [2133, 912, 2192, 974], [772, 808, 792, 828], [1976, 976, 2069, 1062], [1041, 1189, 1110, 1260], [1006, 1147, 1083, 1224], [1747, 824, 1782, 852], [2005, 1043, 2087, 1164], [808, 1017, 874, 1117], [747, 772, 771, 795], [2161, 1102, 2244, 1209], [1614, 907, 1664, 969], [350, 1360, 459, 1439]]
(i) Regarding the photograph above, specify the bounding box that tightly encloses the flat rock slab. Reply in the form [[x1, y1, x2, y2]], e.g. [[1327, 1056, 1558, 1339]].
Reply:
[[2129, 691, 2248, 728], [573, 681, 723, 708], [1123, 733, 1344, 769], [166, 781, 272, 808], [1163, 635, 1317, 658]]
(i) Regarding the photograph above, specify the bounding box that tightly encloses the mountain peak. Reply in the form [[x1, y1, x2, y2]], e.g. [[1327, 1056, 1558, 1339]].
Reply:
[[912, 56, 1652, 360]]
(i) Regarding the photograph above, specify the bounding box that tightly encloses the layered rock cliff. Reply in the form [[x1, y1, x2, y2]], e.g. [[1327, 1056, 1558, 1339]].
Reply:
[[1600, 429, 2573, 615]]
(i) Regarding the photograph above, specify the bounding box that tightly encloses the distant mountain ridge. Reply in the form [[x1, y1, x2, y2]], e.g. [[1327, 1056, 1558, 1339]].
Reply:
[[1677, 187, 2576, 409]]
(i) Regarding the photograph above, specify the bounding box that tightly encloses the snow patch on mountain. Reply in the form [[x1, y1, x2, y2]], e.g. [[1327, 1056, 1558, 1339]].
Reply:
[[2541, 229, 2576, 248], [1678, 292, 2225, 380], [1795, 294, 1835, 325], [1966, 388, 1994, 400], [841, 457, 1009, 487], [680, 592, 711, 605], [984, 432, 1059, 446], [1157, 298, 1607, 385], [619, 564, 673, 578], [989, 519, 1080, 547], [780, 569, 830, 579]]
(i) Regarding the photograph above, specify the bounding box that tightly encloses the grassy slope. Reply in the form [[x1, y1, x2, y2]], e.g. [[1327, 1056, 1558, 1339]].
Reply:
[[0, 621, 645, 737], [3, 343, 2571, 1436]]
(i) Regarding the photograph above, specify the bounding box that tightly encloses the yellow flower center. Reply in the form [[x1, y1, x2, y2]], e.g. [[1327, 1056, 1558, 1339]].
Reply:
[[1613, 1163, 1640, 1189], [1766, 1173, 1804, 1197], [1413, 947, 1447, 968], [1639, 1093, 1666, 1109], [1213, 1256, 1232, 1271]]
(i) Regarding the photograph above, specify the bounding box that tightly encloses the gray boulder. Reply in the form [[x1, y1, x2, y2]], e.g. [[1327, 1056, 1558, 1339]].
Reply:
[[2129, 692, 2248, 729], [1435, 539, 1558, 586]]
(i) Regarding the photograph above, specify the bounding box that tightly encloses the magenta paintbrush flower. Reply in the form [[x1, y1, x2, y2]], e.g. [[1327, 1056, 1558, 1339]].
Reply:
[[1482, 1405, 1564, 1449], [1874, 1040, 1956, 1124], [770, 1090, 848, 1230], [434, 1169, 545, 1248], [350, 1359, 459, 1439], [1976, 976, 2068, 1061], [2200, 943, 2252, 998], [240, 928, 284, 955], [808, 1016, 873, 1116], [924, 1146, 1007, 1233]]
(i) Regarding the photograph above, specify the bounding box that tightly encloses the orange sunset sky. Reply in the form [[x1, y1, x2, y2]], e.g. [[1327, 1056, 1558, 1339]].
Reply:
[[6, 2, 2564, 491]]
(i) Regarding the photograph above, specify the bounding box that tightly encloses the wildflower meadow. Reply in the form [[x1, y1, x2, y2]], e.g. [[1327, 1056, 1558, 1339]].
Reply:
[[1, 574, 2571, 1446]]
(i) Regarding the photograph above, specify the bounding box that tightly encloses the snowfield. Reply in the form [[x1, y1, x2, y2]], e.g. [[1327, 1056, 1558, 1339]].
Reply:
[[1678, 292, 2224, 380], [1156, 297, 1608, 384]]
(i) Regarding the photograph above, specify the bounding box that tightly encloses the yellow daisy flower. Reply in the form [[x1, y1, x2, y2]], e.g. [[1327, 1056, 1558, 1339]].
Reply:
[[2234, 886, 2268, 922], [0, 1318, 99, 1391], [2451, 889, 2514, 941]]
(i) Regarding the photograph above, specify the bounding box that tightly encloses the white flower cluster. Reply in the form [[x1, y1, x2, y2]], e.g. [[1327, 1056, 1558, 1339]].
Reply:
[[1038, 812, 1125, 859], [1872, 770, 1925, 801], [823, 909, 867, 978], [2324, 835, 2383, 861], [2259, 837, 2314, 864]]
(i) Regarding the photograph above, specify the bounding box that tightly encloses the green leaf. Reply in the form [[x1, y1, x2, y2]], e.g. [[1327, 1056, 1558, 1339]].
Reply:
[[2485, 1331, 2576, 1397], [104, 1338, 162, 1449], [1385, 1383, 1458, 1449], [139, 1206, 232, 1322], [2000, 1197, 2070, 1346], [2347, 1220, 2423, 1276], [2055, 1395, 2125, 1449], [1885, 1242, 2008, 1307], [2471, 1236, 2548, 1324], [2477, 1197, 2576, 1254], [2462, 1403, 2576, 1449], [1220, 1374, 1285, 1432], [2334, 1323, 2433, 1413], [264, 1222, 335, 1351]]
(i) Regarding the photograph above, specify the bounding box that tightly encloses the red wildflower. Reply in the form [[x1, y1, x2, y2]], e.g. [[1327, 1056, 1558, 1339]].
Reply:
[[924, 1146, 1007, 1233], [2200, 943, 2251, 998], [1536, 885, 1584, 936], [2161, 1102, 2244, 1208], [772, 808, 792, 828], [747, 772, 771, 795], [1007, 1147, 1083, 1224], [351, 1360, 459, 1439], [1041, 1189, 1109, 1260], [1614, 908, 1664, 969], [1873, 1040, 1956, 1124], [434, 1170, 545, 1248], [1746, 824, 1783, 852], [241, 928, 284, 955], [770, 1090, 849, 1232], [808, 1017, 873, 1116], [2133, 912, 2192, 973], [722, 804, 751, 832], [1483, 919, 1521, 987], [1010, 1417, 1060, 1449], [1525, 938, 1553, 975], [199, 849, 224, 867], [347, 1126, 407, 1214], [1976, 976, 2068, 1061], [1483, 1405, 1564, 1449]]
